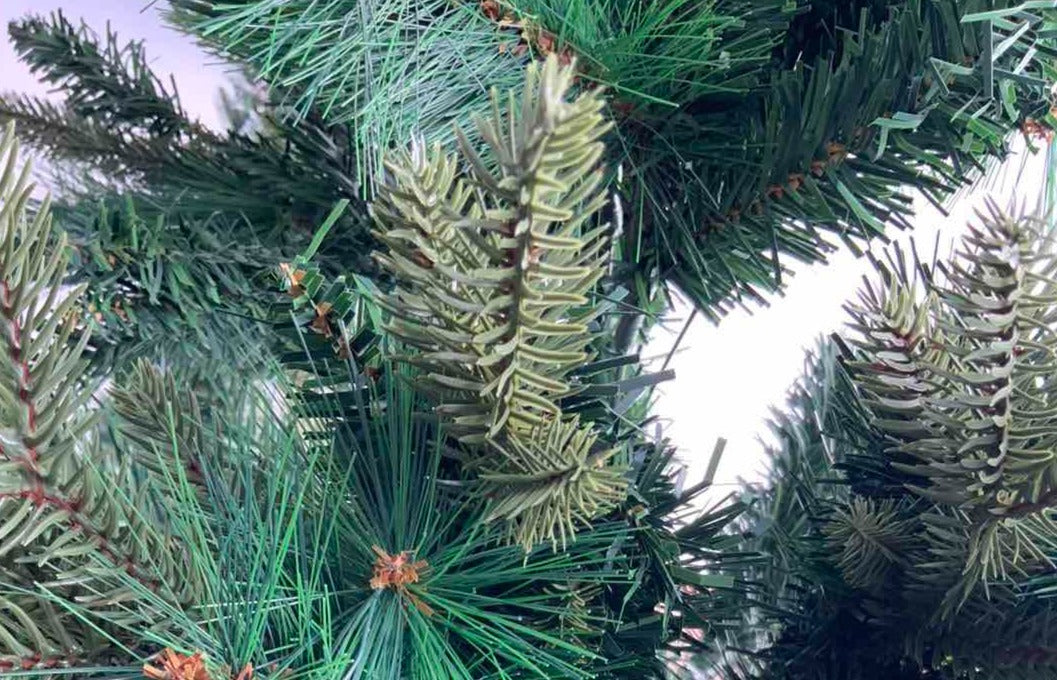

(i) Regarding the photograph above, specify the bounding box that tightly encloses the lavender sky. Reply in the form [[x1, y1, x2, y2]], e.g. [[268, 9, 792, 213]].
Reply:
[[1, 2, 1050, 498], [1, 1, 231, 129]]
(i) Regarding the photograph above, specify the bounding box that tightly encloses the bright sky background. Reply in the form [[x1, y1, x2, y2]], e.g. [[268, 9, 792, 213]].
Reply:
[[2, 1, 1051, 503]]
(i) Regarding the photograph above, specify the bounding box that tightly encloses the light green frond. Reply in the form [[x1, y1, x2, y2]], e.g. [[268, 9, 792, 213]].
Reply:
[[110, 360, 210, 490], [848, 206, 1057, 517], [372, 55, 626, 547], [823, 497, 916, 592], [842, 244, 950, 446], [0, 122, 196, 670], [480, 416, 628, 551], [374, 55, 611, 443]]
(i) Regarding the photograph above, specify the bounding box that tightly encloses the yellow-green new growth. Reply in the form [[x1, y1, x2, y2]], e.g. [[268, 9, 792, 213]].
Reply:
[[371, 55, 626, 549]]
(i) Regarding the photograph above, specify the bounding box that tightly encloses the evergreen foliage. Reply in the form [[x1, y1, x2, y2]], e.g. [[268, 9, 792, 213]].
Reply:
[[0, 51, 744, 676], [2, 3, 1051, 373], [61, 201, 273, 375], [168, 0, 1056, 316], [373, 56, 627, 549], [718, 205, 1057, 679], [0, 11, 377, 374], [0, 1, 1054, 678], [0, 121, 196, 673]]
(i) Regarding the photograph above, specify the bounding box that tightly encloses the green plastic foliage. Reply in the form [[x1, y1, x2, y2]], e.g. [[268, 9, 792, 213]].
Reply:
[[0, 122, 196, 671], [110, 360, 214, 491], [2, 11, 378, 279], [372, 55, 626, 549], [0, 126, 91, 475], [717, 339, 1057, 680], [848, 206, 1057, 516], [478, 414, 628, 548], [716, 210, 1057, 677], [373, 56, 610, 442], [823, 497, 916, 592], [0, 119, 95, 670], [838, 204, 1057, 617], [168, 0, 1056, 320]]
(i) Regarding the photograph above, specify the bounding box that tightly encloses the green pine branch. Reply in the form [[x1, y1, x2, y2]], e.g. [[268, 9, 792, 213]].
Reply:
[[0, 122, 199, 672], [9, 12, 201, 139], [715, 206, 1057, 678], [371, 55, 628, 549], [58, 198, 279, 379], [2, 11, 379, 275], [167, 0, 1056, 320]]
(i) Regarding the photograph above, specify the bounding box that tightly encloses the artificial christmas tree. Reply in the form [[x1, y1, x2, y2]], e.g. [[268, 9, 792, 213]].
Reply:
[[0, 1, 1054, 678]]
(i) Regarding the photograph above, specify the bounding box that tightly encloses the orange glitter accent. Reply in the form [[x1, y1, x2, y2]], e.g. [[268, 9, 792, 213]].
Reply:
[[278, 262, 307, 298], [143, 650, 210, 680]]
